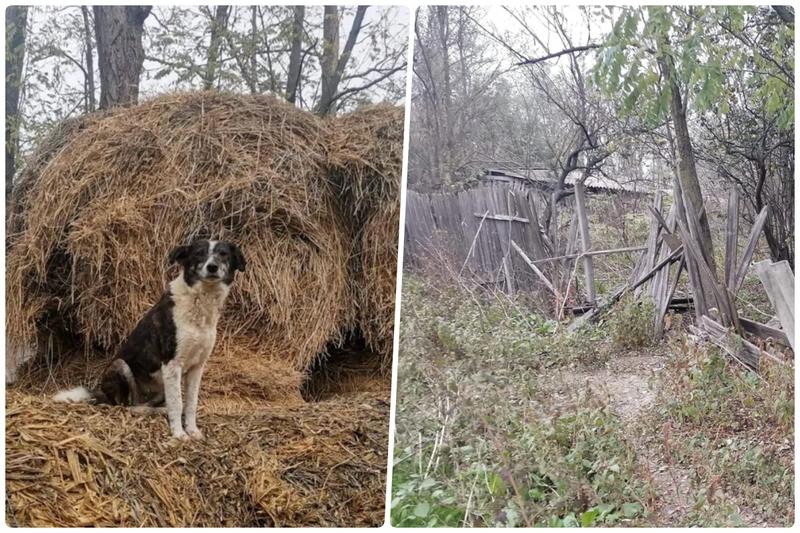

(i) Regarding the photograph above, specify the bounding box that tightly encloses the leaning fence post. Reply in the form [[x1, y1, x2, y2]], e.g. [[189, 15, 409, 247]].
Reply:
[[573, 181, 596, 306]]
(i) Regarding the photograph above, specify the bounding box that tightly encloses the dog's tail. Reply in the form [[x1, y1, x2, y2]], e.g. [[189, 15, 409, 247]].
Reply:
[[52, 386, 96, 403], [52, 359, 139, 406]]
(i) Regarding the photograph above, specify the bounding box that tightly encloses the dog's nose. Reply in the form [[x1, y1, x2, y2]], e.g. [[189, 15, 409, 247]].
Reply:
[[207, 264, 218, 274]]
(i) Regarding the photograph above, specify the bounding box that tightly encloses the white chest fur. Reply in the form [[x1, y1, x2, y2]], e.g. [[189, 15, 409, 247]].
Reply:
[[169, 275, 229, 369]]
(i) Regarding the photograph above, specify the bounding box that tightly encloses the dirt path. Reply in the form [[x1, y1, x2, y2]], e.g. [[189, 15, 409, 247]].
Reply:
[[550, 353, 695, 525], [553, 353, 778, 527], [558, 355, 663, 421]]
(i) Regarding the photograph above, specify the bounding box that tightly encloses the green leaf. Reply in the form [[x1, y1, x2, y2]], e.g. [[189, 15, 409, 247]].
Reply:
[[418, 477, 436, 490], [580, 509, 600, 527], [622, 502, 643, 518], [413, 501, 431, 518], [487, 471, 507, 496], [562, 513, 579, 527]]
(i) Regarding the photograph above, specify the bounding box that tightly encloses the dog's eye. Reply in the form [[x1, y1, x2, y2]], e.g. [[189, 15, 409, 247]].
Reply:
[[219, 251, 229, 258]]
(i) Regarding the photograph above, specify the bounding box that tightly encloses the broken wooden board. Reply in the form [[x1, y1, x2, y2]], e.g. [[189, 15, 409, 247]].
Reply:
[[693, 315, 786, 371], [472, 213, 529, 223], [510, 240, 557, 296], [568, 246, 683, 332], [573, 181, 596, 305], [732, 206, 769, 295], [725, 188, 739, 289], [754, 259, 795, 351], [740, 317, 791, 348], [677, 221, 741, 334]]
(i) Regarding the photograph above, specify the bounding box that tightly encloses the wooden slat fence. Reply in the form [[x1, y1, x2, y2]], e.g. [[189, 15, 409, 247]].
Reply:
[[404, 183, 550, 291]]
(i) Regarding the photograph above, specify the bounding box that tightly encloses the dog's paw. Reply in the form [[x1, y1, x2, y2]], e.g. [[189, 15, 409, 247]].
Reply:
[[170, 431, 191, 442], [187, 428, 204, 440]]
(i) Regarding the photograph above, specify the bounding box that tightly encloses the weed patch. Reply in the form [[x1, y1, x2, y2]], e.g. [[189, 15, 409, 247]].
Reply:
[[645, 338, 794, 525], [608, 295, 655, 351]]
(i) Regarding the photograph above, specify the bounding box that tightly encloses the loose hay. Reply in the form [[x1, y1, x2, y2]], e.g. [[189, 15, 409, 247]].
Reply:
[[327, 105, 404, 368], [5, 389, 388, 527]]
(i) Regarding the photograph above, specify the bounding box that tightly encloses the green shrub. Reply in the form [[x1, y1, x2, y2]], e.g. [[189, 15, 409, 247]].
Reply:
[[608, 295, 655, 350]]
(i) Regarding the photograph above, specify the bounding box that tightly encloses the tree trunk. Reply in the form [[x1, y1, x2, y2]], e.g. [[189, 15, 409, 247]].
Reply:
[[659, 51, 717, 275], [248, 6, 258, 94], [203, 5, 229, 90], [94, 6, 152, 109], [318, 6, 340, 115], [81, 6, 96, 112], [6, 5, 27, 204], [317, 6, 367, 115], [286, 6, 305, 103], [436, 6, 454, 185]]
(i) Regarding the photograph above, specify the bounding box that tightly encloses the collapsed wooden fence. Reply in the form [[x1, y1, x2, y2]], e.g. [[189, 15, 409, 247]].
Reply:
[[404, 179, 794, 372]]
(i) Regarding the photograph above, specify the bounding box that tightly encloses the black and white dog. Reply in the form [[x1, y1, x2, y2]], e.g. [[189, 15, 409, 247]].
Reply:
[[54, 239, 246, 440]]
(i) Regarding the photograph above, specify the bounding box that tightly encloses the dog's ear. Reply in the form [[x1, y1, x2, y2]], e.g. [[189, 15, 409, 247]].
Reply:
[[230, 243, 246, 272], [168, 245, 190, 266]]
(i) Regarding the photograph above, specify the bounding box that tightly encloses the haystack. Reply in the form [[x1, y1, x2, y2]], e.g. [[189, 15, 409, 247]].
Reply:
[[6, 92, 354, 376], [5, 91, 400, 526], [327, 105, 404, 368]]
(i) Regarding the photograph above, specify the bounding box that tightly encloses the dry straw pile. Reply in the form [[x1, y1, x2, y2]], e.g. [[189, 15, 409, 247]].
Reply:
[[5, 91, 401, 526], [327, 105, 404, 367], [7, 91, 402, 374]]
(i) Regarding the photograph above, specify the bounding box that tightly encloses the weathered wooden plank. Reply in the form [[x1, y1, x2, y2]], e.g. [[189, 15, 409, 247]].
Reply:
[[692, 316, 758, 371], [754, 259, 795, 350], [526, 245, 648, 265], [403, 190, 437, 266], [725, 188, 739, 289], [501, 187, 516, 295], [740, 316, 791, 347], [456, 190, 478, 272], [461, 210, 489, 275], [647, 203, 671, 236], [649, 203, 677, 322], [631, 246, 683, 291], [672, 175, 708, 318], [644, 192, 665, 268], [561, 208, 580, 288], [551, 191, 560, 257], [510, 240, 557, 296], [511, 188, 548, 291], [733, 207, 769, 295], [655, 258, 684, 339], [632, 192, 665, 295], [474, 213, 529, 223], [502, 255, 515, 296], [573, 181, 596, 305], [696, 315, 786, 370], [677, 221, 741, 333]]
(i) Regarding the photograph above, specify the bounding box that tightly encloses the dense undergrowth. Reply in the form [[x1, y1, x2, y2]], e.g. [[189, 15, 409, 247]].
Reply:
[[392, 274, 794, 527], [642, 337, 794, 526]]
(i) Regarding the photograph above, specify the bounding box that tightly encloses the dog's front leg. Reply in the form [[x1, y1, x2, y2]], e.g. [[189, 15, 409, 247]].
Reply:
[[183, 363, 206, 440], [162, 360, 188, 440]]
